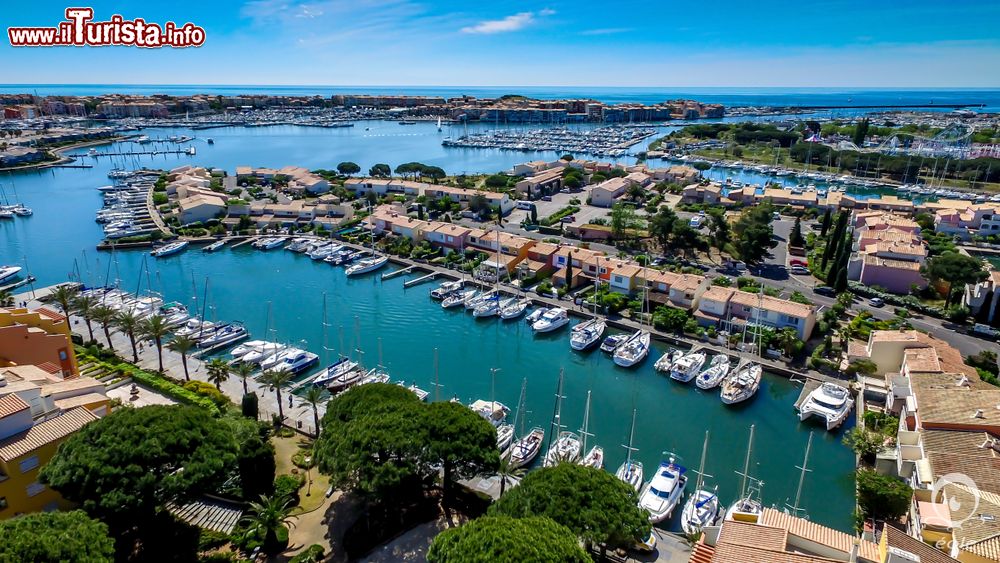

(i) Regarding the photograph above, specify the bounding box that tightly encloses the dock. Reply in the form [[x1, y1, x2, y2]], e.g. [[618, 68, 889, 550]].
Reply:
[[0, 275, 36, 293], [289, 368, 328, 392], [88, 148, 194, 157], [230, 237, 259, 249], [381, 265, 416, 280], [403, 272, 437, 288], [793, 379, 822, 410]]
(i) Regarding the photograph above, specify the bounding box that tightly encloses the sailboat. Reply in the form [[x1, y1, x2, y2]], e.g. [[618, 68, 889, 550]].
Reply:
[[613, 329, 650, 367], [508, 378, 545, 469], [577, 391, 603, 469], [615, 409, 644, 492], [345, 204, 388, 276], [543, 369, 581, 466], [784, 432, 814, 519], [437, 117, 442, 132], [681, 430, 721, 535], [720, 362, 762, 405], [570, 259, 606, 350], [725, 424, 764, 521], [311, 297, 360, 390], [696, 354, 731, 390]]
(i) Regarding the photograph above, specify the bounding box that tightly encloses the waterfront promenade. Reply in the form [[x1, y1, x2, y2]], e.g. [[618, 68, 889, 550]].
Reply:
[[14, 286, 325, 435]]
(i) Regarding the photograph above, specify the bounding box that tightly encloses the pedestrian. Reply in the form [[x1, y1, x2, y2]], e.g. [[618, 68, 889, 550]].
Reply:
[[288, 395, 293, 408]]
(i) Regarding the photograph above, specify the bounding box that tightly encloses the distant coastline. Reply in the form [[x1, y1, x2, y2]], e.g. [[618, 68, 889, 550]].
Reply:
[[1, 84, 998, 112]]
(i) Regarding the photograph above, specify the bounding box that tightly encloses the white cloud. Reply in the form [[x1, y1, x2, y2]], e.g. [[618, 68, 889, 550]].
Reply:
[[580, 28, 631, 36], [461, 10, 554, 34]]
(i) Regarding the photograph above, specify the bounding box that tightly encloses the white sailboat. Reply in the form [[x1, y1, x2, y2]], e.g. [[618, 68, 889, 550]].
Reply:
[[577, 391, 603, 469], [725, 424, 764, 521], [508, 378, 545, 469], [570, 260, 606, 351], [442, 289, 476, 308], [615, 409, 644, 492], [720, 363, 762, 405], [613, 330, 650, 368], [681, 430, 721, 535], [543, 369, 581, 466]]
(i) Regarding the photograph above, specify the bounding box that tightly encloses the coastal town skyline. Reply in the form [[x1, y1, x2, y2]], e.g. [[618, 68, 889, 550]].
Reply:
[[4, 0, 1000, 87]]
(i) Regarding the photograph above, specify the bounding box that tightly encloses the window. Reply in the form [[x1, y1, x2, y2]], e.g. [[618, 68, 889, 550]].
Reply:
[[59, 350, 68, 361], [25, 482, 45, 497], [18, 455, 39, 473], [0, 497, 7, 510]]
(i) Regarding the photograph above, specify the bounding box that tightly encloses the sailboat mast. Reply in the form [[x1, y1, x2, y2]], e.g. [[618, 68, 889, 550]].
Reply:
[[695, 429, 710, 492], [549, 369, 565, 441], [579, 391, 592, 455], [790, 431, 814, 516], [516, 378, 527, 436], [489, 367, 500, 412], [320, 294, 328, 365], [624, 408, 637, 465], [433, 347, 440, 402], [739, 424, 755, 499]]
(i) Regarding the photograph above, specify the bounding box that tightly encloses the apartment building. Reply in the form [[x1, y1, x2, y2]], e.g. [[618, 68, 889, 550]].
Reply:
[[0, 307, 78, 378], [693, 287, 817, 340]]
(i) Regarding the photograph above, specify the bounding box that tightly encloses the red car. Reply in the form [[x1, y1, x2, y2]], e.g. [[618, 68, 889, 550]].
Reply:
[[789, 259, 808, 267]]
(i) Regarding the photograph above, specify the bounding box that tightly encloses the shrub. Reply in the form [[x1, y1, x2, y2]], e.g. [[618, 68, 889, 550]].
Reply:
[[242, 393, 259, 419], [184, 380, 230, 407], [122, 365, 221, 415], [289, 544, 325, 563], [274, 474, 305, 505], [856, 469, 912, 521]]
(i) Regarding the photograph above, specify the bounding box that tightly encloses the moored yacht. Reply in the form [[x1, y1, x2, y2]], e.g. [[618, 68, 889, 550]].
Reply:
[[509, 427, 544, 469], [532, 308, 569, 333], [0, 265, 23, 284], [499, 298, 530, 320], [720, 363, 762, 405], [150, 241, 189, 258], [669, 351, 707, 383], [600, 333, 627, 354], [797, 382, 854, 430], [345, 254, 389, 276], [570, 318, 606, 351], [638, 457, 688, 523], [681, 430, 721, 535], [311, 356, 361, 390], [613, 330, 650, 368], [442, 289, 476, 308], [543, 431, 582, 466], [430, 279, 464, 299], [524, 307, 548, 325], [696, 355, 731, 390]]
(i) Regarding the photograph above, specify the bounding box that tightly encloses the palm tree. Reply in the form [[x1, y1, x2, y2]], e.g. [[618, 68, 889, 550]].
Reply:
[[234, 361, 254, 395], [496, 451, 526, 498], [259, 369, 294, 421], [114, 309, 142, 362], [49, 284, 79, 319], [72, 294, 97, 342], [240, 493, 297, 554], [0, 289, 13, 307], [302, 386, 325, 436], [774, 327, 800, 357], [139, 315, 170, 373], [90, 304, 117, 351], [206, 358, 231, 390], [167, 335, 196, 381]]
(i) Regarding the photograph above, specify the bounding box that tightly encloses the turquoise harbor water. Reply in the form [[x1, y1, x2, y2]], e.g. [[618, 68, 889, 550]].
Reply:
[[0, 123, 856, 532]]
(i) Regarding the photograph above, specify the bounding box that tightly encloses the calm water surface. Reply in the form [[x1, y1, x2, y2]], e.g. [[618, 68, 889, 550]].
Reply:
[[0, 125, 856, 531]]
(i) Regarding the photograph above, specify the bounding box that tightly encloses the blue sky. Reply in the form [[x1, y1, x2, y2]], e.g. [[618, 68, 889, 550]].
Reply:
[[3, 0, 1000, 87]]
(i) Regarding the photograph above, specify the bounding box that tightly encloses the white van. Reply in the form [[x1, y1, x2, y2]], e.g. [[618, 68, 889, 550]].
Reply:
[[689, 215, 704, 228]]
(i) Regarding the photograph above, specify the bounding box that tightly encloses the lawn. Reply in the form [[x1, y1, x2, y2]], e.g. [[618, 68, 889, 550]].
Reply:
[[272, 434, 332, 514]]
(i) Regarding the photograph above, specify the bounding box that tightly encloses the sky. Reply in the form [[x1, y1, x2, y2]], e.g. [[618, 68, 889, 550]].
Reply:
[[2, 0, 1000, 87]]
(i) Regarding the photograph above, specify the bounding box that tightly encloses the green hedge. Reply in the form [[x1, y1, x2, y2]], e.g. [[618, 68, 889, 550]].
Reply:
[[847, 282, 945, 317], [289, 545, 325, 563], [120, 364, 222, 416]]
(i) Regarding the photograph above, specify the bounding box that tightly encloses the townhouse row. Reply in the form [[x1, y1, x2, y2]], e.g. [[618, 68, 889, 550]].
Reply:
[[366, 204, 817, 339], [345, 178, 515, 215]]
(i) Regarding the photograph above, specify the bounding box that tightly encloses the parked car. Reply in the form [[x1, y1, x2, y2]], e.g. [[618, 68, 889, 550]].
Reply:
[[972, 324, 1000, 339], [789, 259, 808, 267], [772, 211, 781, 221], [790, 265, 810, 275], [814, 286, 836, 297], [869, 297, 885, 307], [541, 195, 552, 201]]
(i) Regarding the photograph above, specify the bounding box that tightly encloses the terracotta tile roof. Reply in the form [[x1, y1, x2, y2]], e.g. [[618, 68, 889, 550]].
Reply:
[[700, 285, 736, 304], [718, 519, 787, 551], [882, 525, 960, 563], [528, 242, 559, 257], [861, 254, 923, 271], [759, 508, 880, 561], [610, 263, 643, 278], [53, 392, 110, 411], [0, 394, 30, 419], [36, 307, 65, 321], [730, 291, 815, 318], [671, 274, 706, 293], [689, 539, 715, 563], [0, 407, 96, 461], [711, 543, 841, 563], [642, 269, 681, 287], [904, 347, 942, 373]]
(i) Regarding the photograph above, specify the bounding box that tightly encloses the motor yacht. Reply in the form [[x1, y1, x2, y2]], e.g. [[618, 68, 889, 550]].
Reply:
[[532, 308, 570, 333], [0, 265, 23, 284], [669, 351, 707, 383], [654, 349, 682, 373], [270, 348, 319, 375], [430, 279, 464, 299], [569, 318, 606, 351], [797, 382, 854, 430], [241, 343, 288, 366], [638, 457, 688, 523], [311, 356, 361, 390], [720, 363, 762, 405], [229, 340, 270, 360], [600, 333, 627, 354], [613, 330, 650, 368], [695, 355, 731, 390], [308, 244, 334, 260], [197, 323, 248, 349], [469, 400, 510, 427], [345, 254, 389, 276]]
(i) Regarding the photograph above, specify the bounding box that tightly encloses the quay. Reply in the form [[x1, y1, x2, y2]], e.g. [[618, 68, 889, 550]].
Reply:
[[380, 265, 415, 280], [88, 148, 195, 157]]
